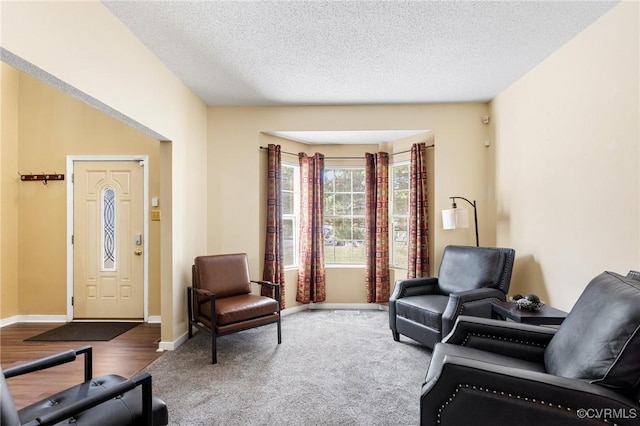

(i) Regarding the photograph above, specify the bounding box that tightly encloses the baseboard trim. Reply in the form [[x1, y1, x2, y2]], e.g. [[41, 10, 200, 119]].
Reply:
[[281, 302, 387, 317], [1, 315, 162, 327], [0, 315, 67, 327], [281, 305, 307, 316], [158, 329, 190, 352], [307, 303, 388, 311]]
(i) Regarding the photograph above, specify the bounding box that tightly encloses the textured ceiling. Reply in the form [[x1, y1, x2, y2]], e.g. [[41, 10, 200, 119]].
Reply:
[[102, 1, 618, 107]]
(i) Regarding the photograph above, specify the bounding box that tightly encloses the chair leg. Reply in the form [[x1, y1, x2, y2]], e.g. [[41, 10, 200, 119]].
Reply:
[[210, 294, 217, 364], [187, 287, 193, 339], [211, 333, 217, 364], [277, 316, 282, 344], [276, 287, 282, 345], [392, 331, 400, 342]]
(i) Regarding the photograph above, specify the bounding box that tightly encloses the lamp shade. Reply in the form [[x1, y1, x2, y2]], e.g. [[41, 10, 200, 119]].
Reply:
[[442, 208, 469, 230]]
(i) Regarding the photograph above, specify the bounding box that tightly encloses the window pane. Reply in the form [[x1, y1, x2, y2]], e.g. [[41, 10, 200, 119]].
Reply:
[[351, 242, 365, 263], [324, 245, 337, 263], [352, 193, 365, 215], [282, 192, 294, 215], [352, 169, 365, 192], [334, 170, 351, 192], [391, 163, 410, 269], [393, 240, 408, 269], [327, 241, 366, 263], [393, 164, 410, 190], [334, 193, 352, 215], [324, 219, 337, 245], [393, 189, 409, 215], [392, 217, 408, 268], [283, 218, 294, 266], [281, 164, 299, 268], [102, 186, 116, 271], [393, 217, 408, 242], [283, 217, 294, 240], [352, 217, 365, 240], [324, 193, 335, 216], [333, 217, 351, 241], [329, 243, 350, 262], [324, 169, 335, 192], [282, 166, 294, 191], [323, 167, 366, 265]]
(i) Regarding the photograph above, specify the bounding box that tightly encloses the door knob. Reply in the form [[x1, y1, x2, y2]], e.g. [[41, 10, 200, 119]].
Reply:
[[134, 249, 142, 256]]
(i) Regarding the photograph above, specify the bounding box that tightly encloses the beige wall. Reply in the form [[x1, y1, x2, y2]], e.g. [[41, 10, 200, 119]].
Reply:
[[490, 1, 639, 311], [209, 104, 491, 306], [1, 1, 208, 346], [10, 68, 162, 316], [0, 63, 19, 319]]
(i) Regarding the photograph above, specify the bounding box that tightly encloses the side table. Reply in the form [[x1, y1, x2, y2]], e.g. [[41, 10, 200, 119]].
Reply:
[[490, 300, 568, 326]]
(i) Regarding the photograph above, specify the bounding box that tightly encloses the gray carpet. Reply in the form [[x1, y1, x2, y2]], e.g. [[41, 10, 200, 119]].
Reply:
[[144, 309, 431, 426]]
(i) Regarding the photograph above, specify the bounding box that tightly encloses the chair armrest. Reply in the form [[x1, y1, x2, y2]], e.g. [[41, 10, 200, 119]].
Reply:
[[4, 346, 93, 382], [389, 277, 439, 333], [421, 355, 640, 426], [27, 373, 154, 426], [390, 277, 439, 301], [251, 280, 282, 304], [251, 280, 279, 288], [443, 316, 556, 363], [187, 286, 214, 298], [441, 288, 507, 337]]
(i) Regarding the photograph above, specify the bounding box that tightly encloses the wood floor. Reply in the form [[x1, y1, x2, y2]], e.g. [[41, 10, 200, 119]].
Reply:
[[1, 322, 164, 408]]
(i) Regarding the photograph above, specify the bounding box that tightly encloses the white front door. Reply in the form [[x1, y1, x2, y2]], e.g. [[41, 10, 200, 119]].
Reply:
[[73, 161, 144, 319]]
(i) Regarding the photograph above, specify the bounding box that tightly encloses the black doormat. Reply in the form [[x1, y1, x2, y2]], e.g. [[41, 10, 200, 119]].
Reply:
[[25, 322, 140, 342]]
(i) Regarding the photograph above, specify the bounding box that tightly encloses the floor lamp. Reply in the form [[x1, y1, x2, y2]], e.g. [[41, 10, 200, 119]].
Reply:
[[442, 196, 479, 247]]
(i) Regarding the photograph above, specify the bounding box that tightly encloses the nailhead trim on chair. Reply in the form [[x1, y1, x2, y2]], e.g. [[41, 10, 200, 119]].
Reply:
[[461, 332, 548, 348], [437, 384, 616, 425], [498, 248, 516, 293], [456, 297, 501, 317]]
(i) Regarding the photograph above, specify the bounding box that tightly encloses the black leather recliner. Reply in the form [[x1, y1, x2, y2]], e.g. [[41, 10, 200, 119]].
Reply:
[[389, 245, 515, 349], [421, 270, 640, 426], [1, 345, 168, 426]]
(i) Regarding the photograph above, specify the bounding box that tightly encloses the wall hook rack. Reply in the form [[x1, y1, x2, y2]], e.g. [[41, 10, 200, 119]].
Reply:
[[19, 173, 65, 185]]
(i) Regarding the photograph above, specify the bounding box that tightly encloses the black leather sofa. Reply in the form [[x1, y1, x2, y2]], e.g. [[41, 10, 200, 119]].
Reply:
[[390, 245, 515, 349], [421, 270, 640, 426]]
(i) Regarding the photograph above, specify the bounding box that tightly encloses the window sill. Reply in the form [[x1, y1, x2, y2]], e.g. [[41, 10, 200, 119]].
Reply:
[[324, 264, 365, 269], [285, 265, 407, 271]]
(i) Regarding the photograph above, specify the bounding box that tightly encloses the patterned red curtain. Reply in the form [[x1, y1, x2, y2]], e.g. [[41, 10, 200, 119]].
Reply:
[[296, 153, 326, 304], [408, 143, 430, 278], [262, 144, 285, 308], [365, 152, 390, 303]]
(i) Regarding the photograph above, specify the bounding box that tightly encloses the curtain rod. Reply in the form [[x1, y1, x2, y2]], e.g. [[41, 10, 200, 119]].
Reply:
[[259, 144, 434, 160]]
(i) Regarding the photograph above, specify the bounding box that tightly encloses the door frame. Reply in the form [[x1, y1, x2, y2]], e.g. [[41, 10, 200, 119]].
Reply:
[[66, 155, 150, 322]]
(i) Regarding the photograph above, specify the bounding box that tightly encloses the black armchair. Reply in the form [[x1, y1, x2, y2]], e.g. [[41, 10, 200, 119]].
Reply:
[[1, 346, 168, 426], [421, 270, 640, 426], [389, 245, 515, 348]]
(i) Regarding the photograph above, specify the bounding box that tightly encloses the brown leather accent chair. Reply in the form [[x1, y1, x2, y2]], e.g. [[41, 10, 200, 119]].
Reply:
[[187, 253, 282, 364]]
